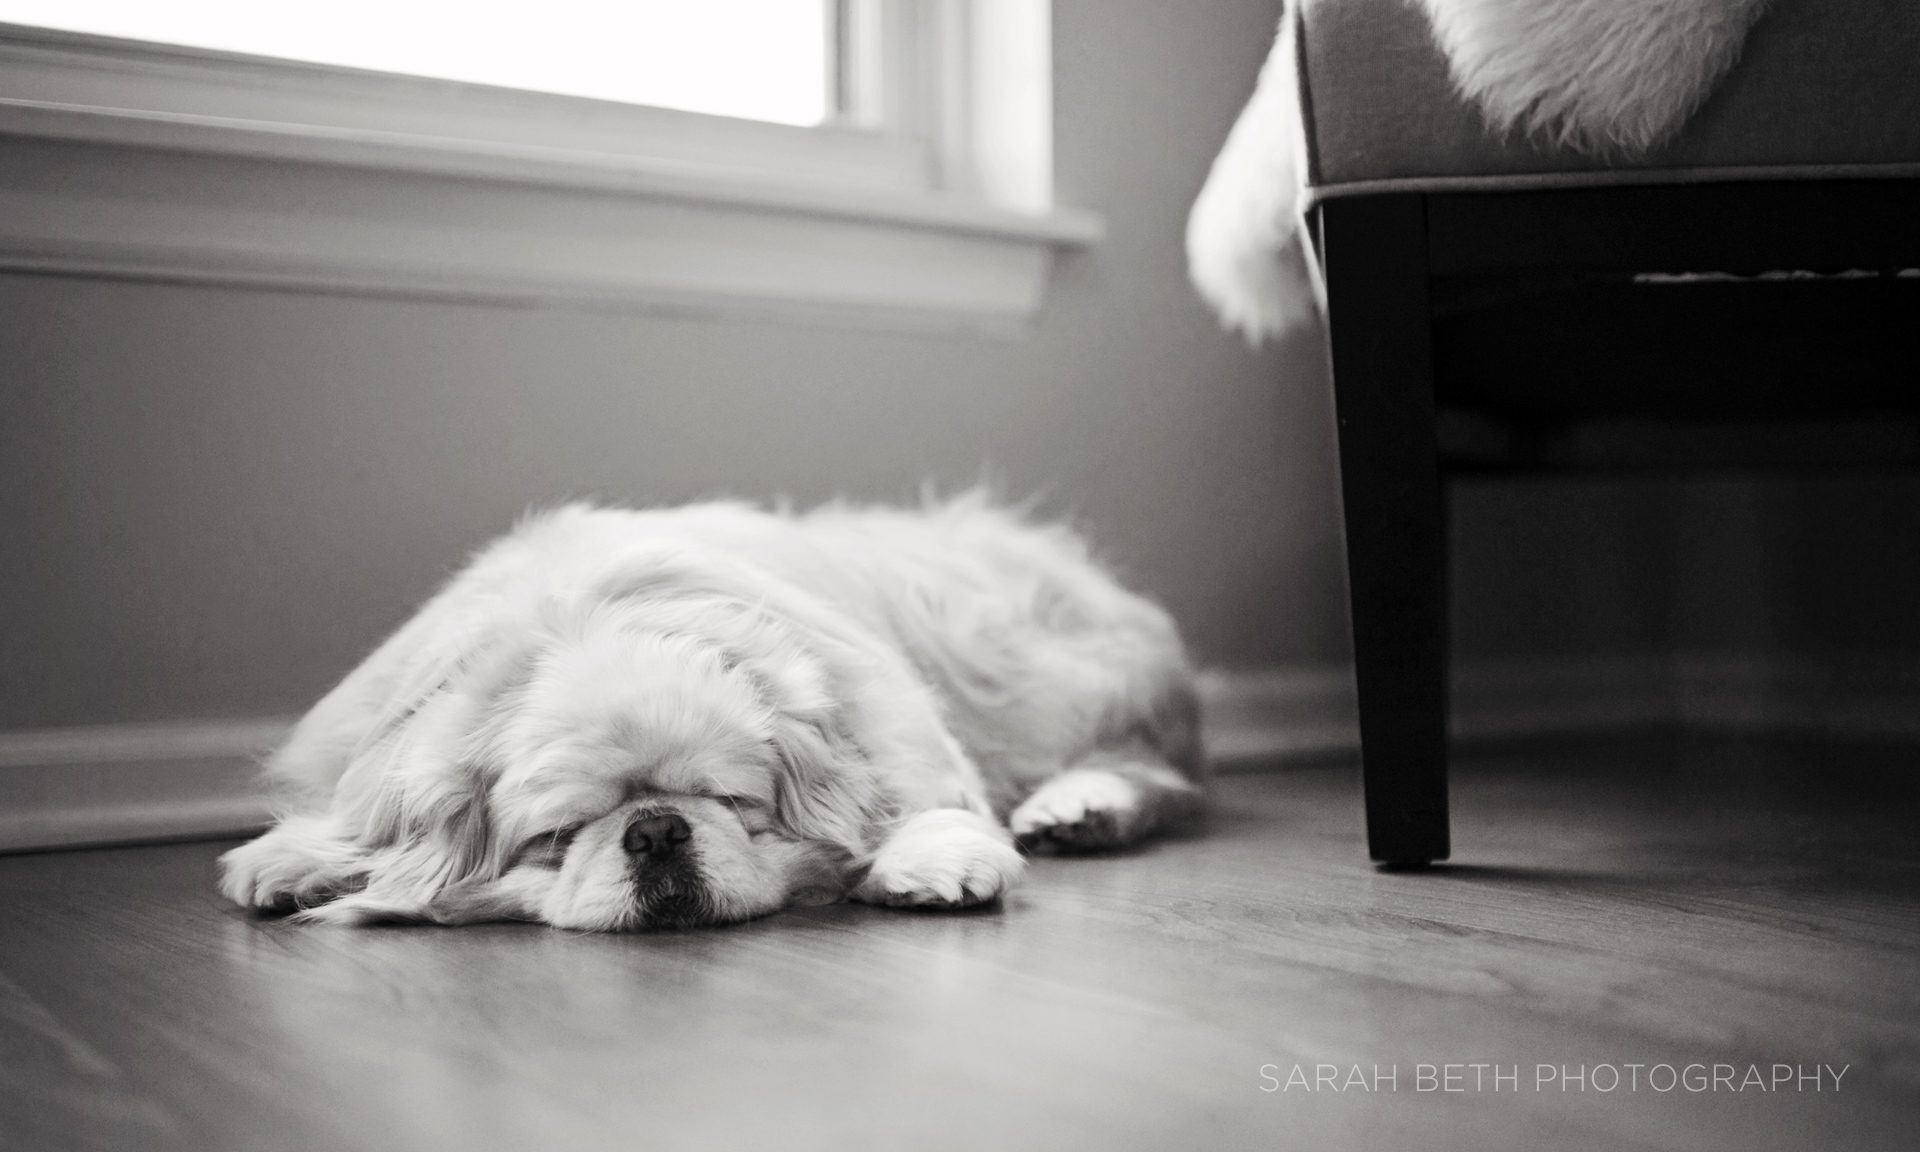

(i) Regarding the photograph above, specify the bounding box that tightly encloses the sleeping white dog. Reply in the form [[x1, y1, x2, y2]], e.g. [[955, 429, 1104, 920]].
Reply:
[[219, 496, 1203, 931]]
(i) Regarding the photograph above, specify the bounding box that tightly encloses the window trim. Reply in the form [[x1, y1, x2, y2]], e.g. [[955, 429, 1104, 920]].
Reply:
[[0, 6, 1099, 332]]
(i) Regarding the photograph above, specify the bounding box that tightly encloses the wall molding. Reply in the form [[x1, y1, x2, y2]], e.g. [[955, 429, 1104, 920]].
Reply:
[[1200, 652, 1920, 768], [1198, 667, 1359, 762], [0, 19, 1099, 334], [0, 718, 288, 852], [4, 652, 1917, 851]]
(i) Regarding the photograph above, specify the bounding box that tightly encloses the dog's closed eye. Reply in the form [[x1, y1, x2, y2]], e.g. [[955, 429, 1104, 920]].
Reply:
[[513, 826, 581, 869], [702, 790, 778, 836]]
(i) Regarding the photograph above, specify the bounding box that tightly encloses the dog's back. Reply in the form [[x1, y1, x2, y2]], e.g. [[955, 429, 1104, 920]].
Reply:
[[791, 497, 1202, 810], [265, 496, 1200, 818]]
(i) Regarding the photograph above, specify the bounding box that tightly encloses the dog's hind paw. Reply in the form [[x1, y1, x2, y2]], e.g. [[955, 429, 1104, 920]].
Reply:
[[1010, 767, 1153, 852]]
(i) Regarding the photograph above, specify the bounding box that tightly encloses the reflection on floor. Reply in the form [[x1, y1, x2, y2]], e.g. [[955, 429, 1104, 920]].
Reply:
[[2, 734, 1916, 1152]]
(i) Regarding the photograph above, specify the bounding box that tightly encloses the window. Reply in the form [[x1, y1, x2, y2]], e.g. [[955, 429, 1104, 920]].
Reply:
[[0, 0, 836, 126], [0, 1, 1097, 330]]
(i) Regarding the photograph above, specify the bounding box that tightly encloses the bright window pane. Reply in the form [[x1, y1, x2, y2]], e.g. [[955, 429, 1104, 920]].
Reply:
[[0, 1, 832, 125]]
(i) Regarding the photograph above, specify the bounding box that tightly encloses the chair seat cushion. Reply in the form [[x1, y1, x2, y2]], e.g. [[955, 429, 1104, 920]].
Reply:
[[1303, 0, 1920, 194]]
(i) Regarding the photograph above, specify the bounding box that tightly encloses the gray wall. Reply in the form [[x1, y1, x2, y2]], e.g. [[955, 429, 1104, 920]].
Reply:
[[4, 0, 1914, 734], [0, 0, 1351, 729], [1451, 475, 1920, 662]]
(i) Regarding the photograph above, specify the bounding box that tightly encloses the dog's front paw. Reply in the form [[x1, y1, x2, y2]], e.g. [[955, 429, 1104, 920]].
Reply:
[[856, 810, 1025, 909], [1010, 768, 1146, 852], [218, 817, 366, 912]]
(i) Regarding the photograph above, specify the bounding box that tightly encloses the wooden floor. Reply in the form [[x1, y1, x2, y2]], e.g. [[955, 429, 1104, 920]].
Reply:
[[3, 734, 1917, 1152]]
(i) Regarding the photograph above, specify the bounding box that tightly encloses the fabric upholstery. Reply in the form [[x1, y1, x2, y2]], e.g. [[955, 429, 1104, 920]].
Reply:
[[1302, 0, 1920, 192]]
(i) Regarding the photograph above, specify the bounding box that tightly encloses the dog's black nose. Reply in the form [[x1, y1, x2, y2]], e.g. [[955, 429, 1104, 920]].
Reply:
[[623, 812, 691, 860]]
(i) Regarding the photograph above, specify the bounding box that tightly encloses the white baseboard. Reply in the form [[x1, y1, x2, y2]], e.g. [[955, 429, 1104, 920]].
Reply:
[[1201, 652, 1920, 767], [2, 653, 1916, 851], [0, 718, 290, 852], [1198, 667, 1359, 762]]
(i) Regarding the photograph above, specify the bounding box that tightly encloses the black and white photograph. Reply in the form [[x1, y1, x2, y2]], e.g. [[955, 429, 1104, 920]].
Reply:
[[1, 1, 1916, 1149]]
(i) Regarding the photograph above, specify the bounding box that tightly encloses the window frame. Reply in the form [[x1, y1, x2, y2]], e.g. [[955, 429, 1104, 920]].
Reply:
[[0, 1, 1099, 332]]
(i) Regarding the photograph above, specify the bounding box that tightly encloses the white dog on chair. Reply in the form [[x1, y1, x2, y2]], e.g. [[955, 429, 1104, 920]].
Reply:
[[219, 496, 1204, 931]]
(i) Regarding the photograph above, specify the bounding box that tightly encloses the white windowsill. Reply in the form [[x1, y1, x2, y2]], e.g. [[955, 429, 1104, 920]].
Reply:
[[0, 18, 1102, 332]]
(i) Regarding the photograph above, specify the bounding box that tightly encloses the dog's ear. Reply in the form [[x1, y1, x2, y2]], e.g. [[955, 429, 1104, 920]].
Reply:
[[291, 628, 544, 924], [767, 709, 886, 851]]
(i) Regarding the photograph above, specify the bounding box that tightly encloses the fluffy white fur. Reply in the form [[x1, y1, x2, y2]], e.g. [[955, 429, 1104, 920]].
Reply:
[[219, 496, 1204, 931], [1186, 0, 1770, 343], [1415, 0, 1772, 155], [1185, 6, 1320, 345]]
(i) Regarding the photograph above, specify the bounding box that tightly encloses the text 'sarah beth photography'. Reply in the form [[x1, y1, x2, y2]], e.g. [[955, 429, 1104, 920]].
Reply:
[[1259, 1063, 1851, 1094]]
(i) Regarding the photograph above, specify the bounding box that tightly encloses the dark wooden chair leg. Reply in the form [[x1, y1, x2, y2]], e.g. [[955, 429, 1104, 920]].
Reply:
[[1318, 194, 1451, 865]]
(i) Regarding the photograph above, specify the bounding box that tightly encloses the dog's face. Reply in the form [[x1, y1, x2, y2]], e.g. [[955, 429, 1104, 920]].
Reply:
[[224, 564, 897, 931], [469, 624, 855, 930]]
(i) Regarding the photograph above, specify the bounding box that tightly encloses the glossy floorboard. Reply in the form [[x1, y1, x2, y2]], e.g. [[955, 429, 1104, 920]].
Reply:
[[2, 734, 1917, 1152]]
